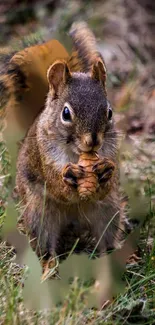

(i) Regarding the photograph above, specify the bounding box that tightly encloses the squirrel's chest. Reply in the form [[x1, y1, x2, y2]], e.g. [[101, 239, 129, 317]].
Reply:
[[51, 146, 78, 170]]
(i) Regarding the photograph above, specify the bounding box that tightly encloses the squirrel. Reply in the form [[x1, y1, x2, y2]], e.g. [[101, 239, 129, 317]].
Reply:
[[2, 22, 125, 267]]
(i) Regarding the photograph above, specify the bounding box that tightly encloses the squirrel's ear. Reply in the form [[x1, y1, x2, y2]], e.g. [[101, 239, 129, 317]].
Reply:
[[47, 60, 71, 97], [91, 58, 106, 89]]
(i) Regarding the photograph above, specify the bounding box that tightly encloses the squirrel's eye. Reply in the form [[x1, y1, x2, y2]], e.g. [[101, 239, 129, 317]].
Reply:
[[107, 107, 113, 120], [62, 106, 72, 122]]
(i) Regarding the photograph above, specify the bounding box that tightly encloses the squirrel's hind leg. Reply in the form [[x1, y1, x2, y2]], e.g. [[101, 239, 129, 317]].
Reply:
[[16, 179, 61, 276], [91, 197, 125, 255]]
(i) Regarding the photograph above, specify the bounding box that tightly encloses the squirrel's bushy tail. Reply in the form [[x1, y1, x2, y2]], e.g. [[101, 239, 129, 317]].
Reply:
[[68, 21, 103, 73]]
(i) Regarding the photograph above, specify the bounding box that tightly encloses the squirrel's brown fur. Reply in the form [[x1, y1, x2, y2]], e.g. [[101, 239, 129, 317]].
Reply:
[[0, 40, 69, 131], [1, 22, 106, 132], [2, 23, 125, 264]]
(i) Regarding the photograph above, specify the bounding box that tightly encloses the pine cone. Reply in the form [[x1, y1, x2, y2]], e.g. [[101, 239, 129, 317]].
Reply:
[[78, 152, 99, 199]]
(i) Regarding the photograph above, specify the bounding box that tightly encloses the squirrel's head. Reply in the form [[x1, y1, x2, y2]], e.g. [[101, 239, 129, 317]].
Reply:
[[45, 59, 113, 155]]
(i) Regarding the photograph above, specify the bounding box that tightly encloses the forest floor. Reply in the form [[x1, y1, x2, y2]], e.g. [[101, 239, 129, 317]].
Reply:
[[0, 0, 155, 324]]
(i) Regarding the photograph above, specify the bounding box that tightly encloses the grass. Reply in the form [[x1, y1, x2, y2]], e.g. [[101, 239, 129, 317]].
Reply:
[[0, 231, 155, 324]]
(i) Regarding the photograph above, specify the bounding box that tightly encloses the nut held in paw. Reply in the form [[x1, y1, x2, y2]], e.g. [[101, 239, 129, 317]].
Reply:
[[77, 152, 100, 199]]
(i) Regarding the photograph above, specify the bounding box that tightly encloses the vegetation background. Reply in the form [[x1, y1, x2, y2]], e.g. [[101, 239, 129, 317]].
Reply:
[[0, 0, 155, 324]]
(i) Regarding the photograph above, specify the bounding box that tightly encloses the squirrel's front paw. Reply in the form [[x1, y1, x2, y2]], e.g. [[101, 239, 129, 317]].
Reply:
[[62, 163, 85, 187], [92, 158, 115, 184]]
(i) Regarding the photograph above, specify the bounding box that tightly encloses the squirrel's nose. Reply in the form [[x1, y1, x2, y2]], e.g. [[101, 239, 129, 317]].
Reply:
[[82, 133, 101, 151], [84, 136, 93, 148]]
